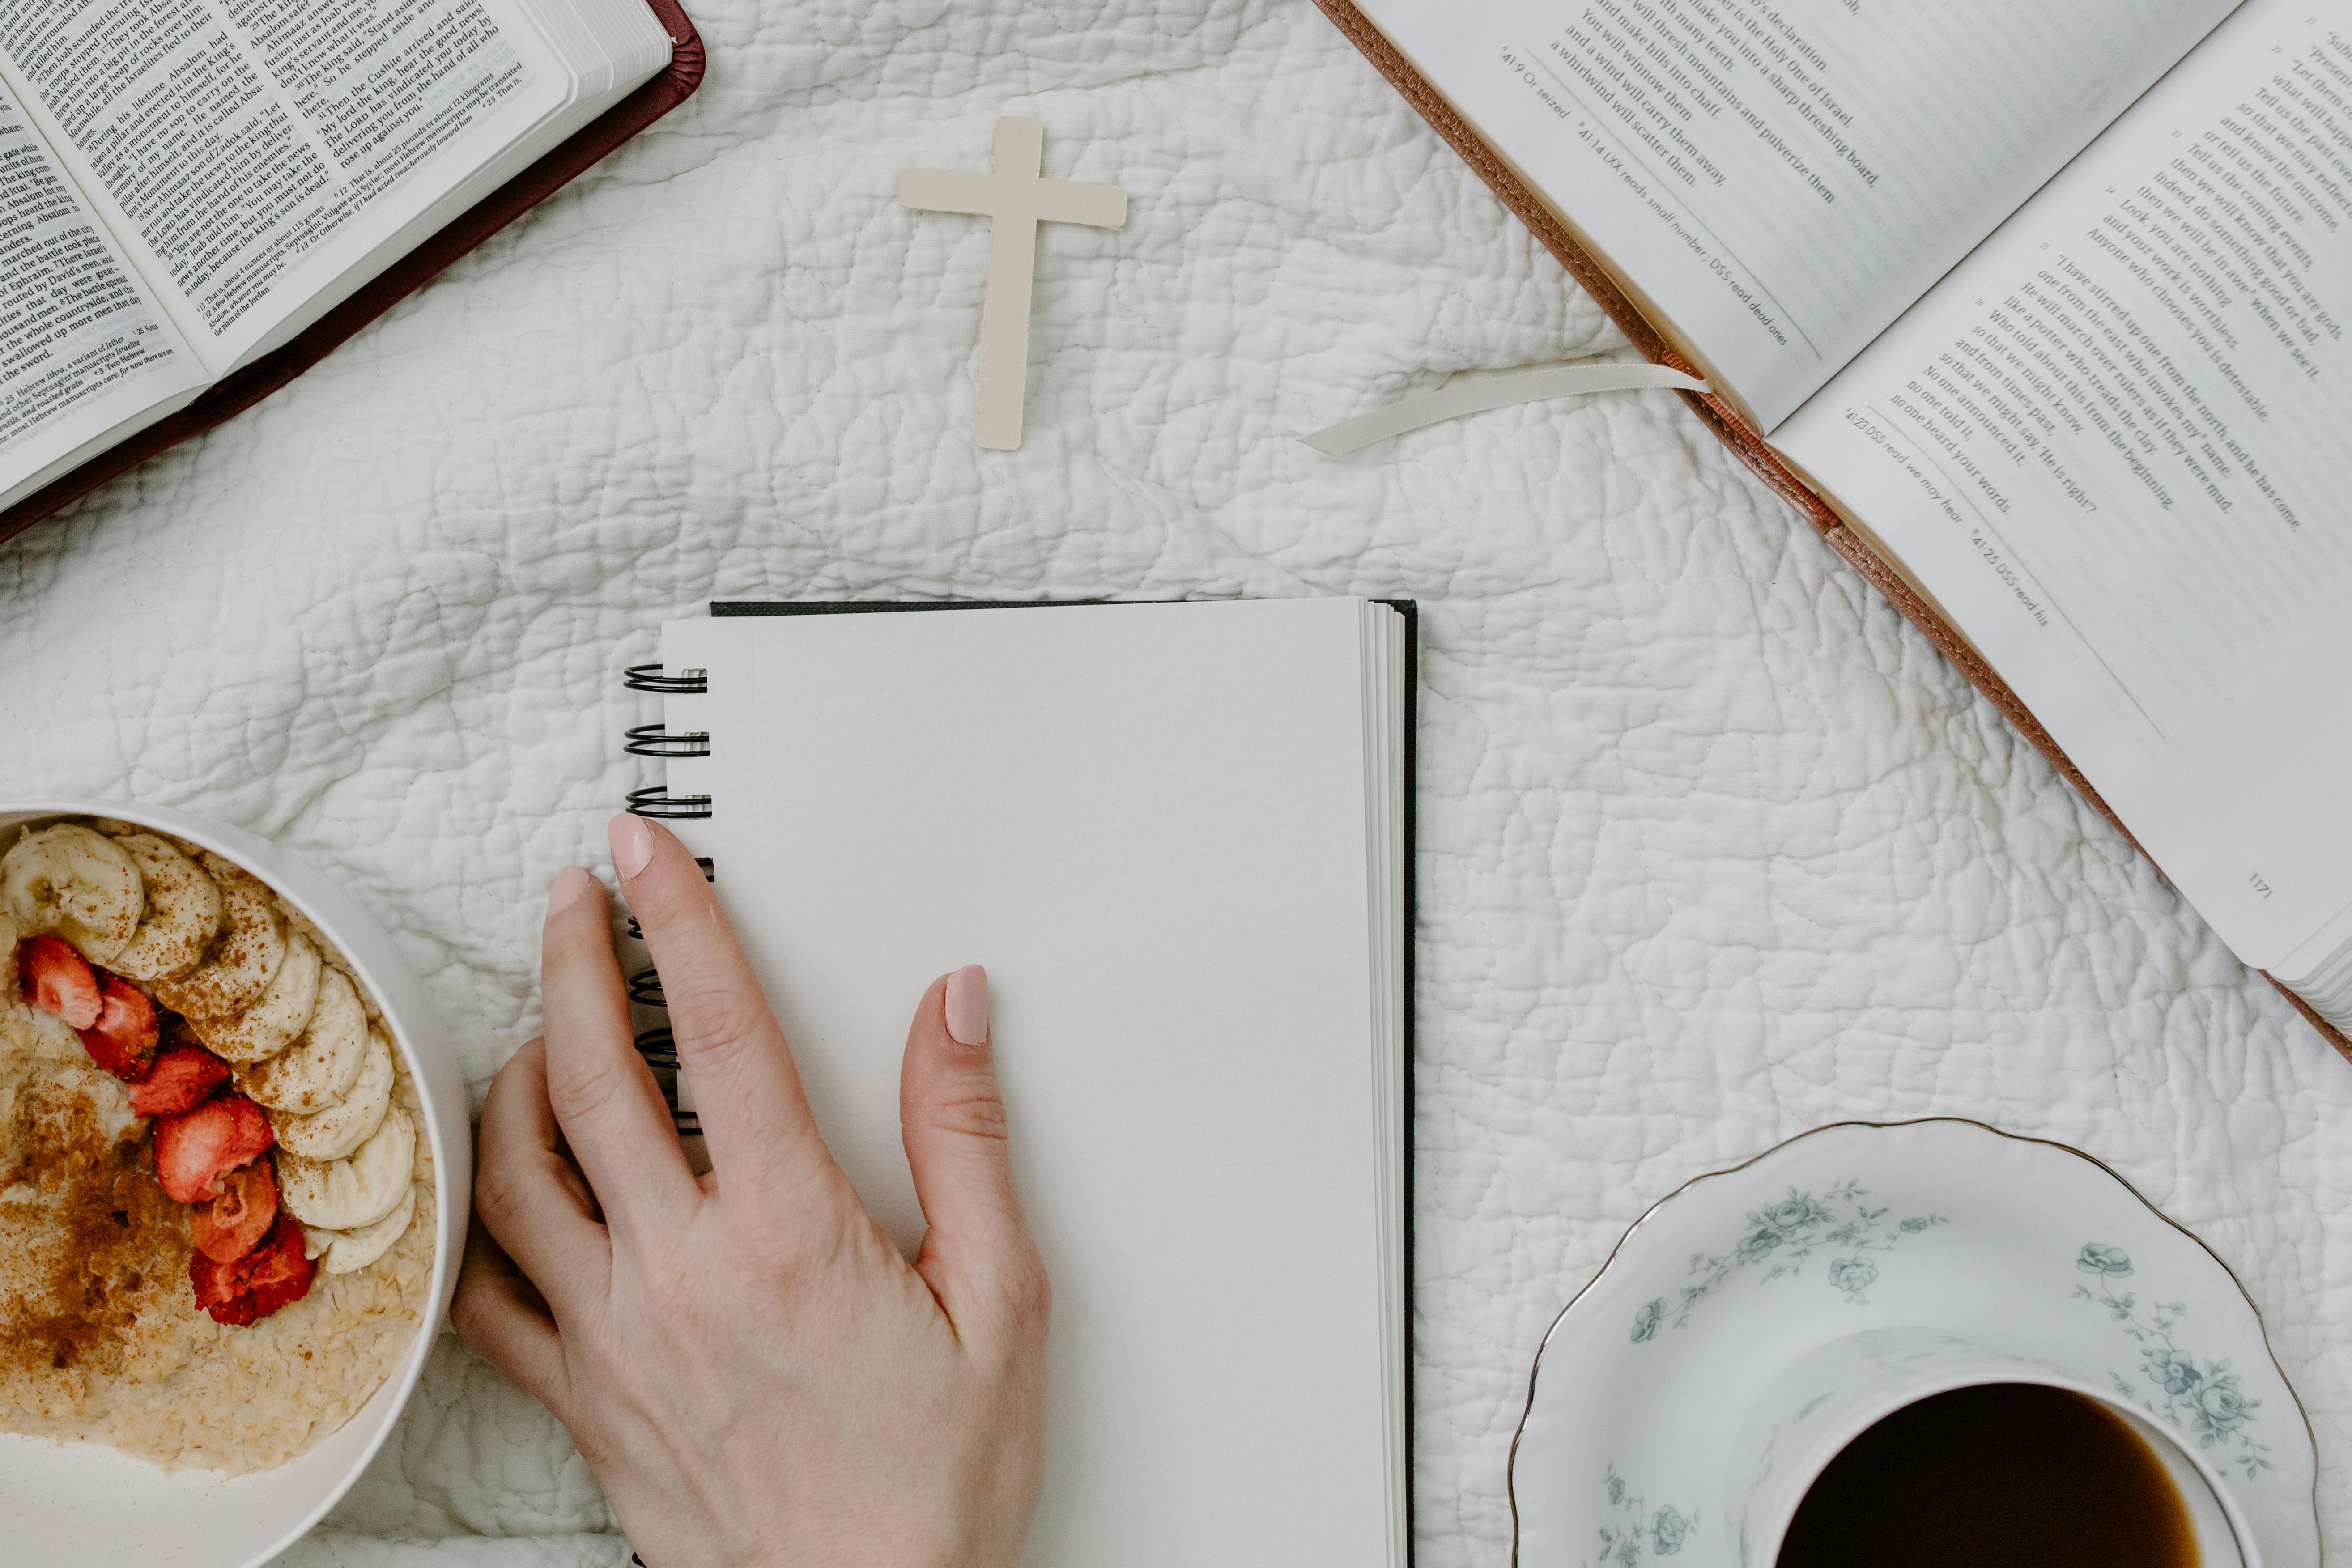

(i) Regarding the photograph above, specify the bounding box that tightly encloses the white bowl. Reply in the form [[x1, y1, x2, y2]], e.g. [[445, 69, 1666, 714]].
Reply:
[[0, 800, 468, 1568]]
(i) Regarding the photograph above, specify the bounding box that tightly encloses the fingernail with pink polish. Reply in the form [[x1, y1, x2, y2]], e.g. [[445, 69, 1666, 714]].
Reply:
[[548, 866, 597, 913], [945, 965, 989, 1047], [609, 814, 655, 880]]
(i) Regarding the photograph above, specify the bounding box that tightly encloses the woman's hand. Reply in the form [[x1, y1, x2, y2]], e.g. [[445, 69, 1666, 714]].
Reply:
[[454, 815, 1050, 1568]]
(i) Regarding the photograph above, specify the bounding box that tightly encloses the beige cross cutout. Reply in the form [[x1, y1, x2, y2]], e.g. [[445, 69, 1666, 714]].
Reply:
[[898, 118, 1127, 450]]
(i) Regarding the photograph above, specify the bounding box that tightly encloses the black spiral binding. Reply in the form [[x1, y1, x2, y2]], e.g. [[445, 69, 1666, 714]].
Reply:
[[624, 659, 710, 1135], [625, 784, 711, 820], [624, 722, 710, 758], [624, 662, 706, 693], [629, 1029, 701, 1134]]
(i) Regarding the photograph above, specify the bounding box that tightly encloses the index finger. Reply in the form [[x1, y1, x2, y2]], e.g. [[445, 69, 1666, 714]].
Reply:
[[607, 813, 841, 1205], [538, 866, 699, 1236]]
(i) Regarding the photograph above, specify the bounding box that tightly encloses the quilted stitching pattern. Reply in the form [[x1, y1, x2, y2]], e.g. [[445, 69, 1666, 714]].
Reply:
[[0, 2, 2343, 1562]]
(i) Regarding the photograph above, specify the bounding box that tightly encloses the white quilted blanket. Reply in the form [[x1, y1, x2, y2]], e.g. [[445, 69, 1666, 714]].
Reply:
[[2, 0, 2345, 1561]]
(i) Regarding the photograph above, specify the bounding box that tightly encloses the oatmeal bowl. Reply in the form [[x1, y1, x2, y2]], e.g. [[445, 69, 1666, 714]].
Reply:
[[0, 800, 467, 1566]]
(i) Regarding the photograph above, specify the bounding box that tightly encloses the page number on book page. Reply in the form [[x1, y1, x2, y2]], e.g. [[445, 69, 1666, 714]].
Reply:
[[2249, 873, 2275, 901]]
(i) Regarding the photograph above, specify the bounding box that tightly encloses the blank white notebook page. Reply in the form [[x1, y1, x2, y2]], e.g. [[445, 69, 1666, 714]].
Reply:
[[659, 599, 1401, 1568]]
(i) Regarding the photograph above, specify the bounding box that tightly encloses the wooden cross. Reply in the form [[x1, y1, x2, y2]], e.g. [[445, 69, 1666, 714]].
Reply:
[[899, 118, 1127, 450]]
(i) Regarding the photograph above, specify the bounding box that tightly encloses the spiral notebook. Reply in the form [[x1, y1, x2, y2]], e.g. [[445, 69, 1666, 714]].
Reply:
[[621, 597, 1416, 1568]]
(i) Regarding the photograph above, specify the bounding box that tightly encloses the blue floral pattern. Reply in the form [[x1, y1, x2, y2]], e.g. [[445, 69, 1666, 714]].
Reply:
[[1584, 1465, 1697, 1567], [2078, 1242, 2133, 1276], [1632, 1181, 1950, 1338], [1630, 1299, 1663, 1343], [1826, 1257, 1877, 1295], [2071, 1244, 2272, 1481]]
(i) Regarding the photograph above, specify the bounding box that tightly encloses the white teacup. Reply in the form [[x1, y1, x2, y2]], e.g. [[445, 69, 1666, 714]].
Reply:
[[1727, 1327, 2259, 1568]]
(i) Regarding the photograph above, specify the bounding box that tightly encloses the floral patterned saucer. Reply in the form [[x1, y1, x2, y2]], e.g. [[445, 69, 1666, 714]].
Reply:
[[1508, 1119, 2318, 1568]]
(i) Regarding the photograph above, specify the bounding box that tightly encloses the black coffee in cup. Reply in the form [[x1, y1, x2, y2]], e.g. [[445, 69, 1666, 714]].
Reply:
[[1775, 1383, 2197, 1567]]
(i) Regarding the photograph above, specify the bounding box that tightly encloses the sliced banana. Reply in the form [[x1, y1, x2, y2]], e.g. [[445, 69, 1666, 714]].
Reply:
[[193, 929, 323, 1064], [235, 966, 365, 1112], [279, 1105, 415, 1231], [149, 860, 285, 1022], [1, 824, 144, 964], [106, 833, 224, 982], [270, 1024, 392, 1159], [303, 1183, 416, 1275]]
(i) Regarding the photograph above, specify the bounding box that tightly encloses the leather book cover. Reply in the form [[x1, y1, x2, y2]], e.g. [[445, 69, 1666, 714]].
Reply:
[[0, 0, 707, 550], [1310, 0, 2352, 1060]]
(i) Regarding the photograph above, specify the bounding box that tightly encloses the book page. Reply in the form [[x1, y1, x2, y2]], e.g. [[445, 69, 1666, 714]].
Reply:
[[1775, 0, 2352, 967], [0, 74, 204, 512], [0, 0, 570, 373], [1352, 0, 2233, 429]]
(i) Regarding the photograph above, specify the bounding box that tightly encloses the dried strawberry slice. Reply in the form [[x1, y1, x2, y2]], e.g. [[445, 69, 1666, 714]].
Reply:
[[128, 1044, 231, 1117], [191, 1157, 280, 1265], [153, 1093, 275, 1204], [79, 978, 162, 1083], [19, 935, 102, 1030], [190, 1211, 313, 1326]]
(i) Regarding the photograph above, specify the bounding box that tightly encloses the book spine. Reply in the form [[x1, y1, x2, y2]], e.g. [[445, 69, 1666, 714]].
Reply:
[[621, 661, 710, 1135]]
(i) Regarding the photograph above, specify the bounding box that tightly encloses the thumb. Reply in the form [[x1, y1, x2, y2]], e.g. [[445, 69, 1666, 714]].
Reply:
[[900, 966, 1048, 1331]]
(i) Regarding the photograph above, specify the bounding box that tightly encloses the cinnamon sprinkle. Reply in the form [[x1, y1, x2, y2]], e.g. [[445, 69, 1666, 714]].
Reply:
[[0, 1087, 185, 1379]]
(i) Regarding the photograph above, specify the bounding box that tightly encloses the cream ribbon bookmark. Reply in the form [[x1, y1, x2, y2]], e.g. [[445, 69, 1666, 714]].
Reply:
[[1301, 362, 1710, 456], [900, 119, 1127, 450]]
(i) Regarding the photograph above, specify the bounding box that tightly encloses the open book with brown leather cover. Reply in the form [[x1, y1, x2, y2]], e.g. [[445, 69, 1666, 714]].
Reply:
[[0, 0, 704, 548], [1316, 0, 2352, 1059]]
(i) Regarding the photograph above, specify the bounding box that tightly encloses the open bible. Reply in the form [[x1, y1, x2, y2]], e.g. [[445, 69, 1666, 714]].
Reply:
[[0, 0, 689, 525], [1323, 0, 2352, 1052]]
